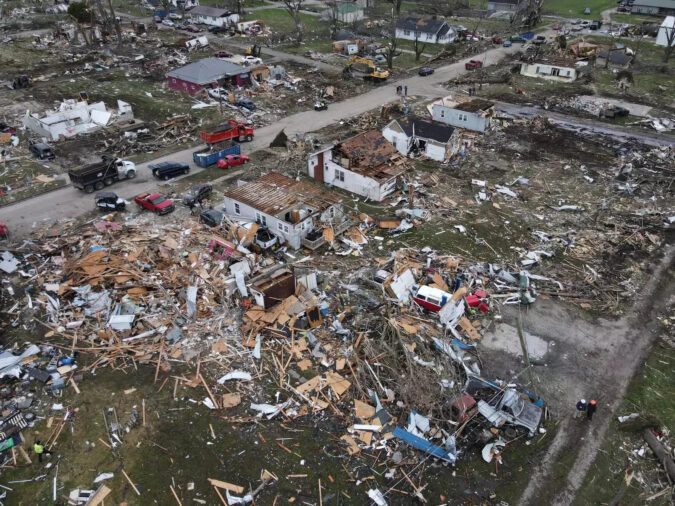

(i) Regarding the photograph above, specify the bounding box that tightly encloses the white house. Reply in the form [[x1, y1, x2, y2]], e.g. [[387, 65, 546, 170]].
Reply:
[[631, 0, 675, 16], [431, 98, 495, 133], [488, 0, 524, 11], [395, 17, 455, 44], [222, 172, 348, 250], [189, 6, 238, 27], [307, 130, 407, 202], [520, 58, 578, 82], [23, 99, 133, 141], [656, 16, 675, 46], [382, 116, 461, 162]]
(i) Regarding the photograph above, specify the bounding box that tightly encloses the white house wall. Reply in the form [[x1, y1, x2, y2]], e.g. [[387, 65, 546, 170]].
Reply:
[[432, 104, 489, 132], [424, 140, 447, 162], [221, 197, 303, 248], [382, 125, 410, 156], [395, 28, 454, 44], [520, 63, 577, 82], [324, 159, 384, 201]]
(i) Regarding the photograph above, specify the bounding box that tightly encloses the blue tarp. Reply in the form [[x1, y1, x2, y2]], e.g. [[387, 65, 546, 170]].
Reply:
[[393, 427, 456, 464]]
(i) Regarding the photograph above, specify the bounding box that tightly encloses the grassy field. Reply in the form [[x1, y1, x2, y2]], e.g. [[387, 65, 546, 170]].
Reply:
[[609, 12, 658, 24], [543, 0, 616, 19], [249, 7, 326, 36], [577, 34, 670, 64], [573, 334, 675, 505]]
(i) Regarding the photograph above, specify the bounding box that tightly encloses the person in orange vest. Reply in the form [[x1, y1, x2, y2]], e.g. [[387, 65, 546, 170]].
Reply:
[[587, 399, 597, 421]]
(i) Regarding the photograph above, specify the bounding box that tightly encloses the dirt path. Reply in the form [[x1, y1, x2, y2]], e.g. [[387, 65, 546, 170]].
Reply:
[[519, 245, 675, 505]]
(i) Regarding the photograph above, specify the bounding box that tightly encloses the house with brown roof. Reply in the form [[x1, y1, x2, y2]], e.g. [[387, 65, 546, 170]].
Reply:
[[307, 130, 407, 202], [222, 173, 348, 249]]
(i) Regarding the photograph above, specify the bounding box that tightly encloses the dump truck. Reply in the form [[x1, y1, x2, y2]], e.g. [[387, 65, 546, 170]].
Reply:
[[69, 155, 136, 193], [200, 120, 254, 145], [193, 141, 241, 168]]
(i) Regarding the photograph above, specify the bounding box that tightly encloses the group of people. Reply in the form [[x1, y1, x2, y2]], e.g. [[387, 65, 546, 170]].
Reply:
[[396, 85, 408, 96]]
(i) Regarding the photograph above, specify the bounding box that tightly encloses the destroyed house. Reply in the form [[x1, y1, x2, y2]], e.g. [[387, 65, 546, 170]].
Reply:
[[307, 130, 407, 202], [222, 172, 347, 250], [167, 57, 251, 95], [520, 58, 578, 82], [382, 116, 461, 162], [432, 99, 495, 133], [189, 6, 238, 27], [395, 17, 455, 44], [487, 0, 525, 11]]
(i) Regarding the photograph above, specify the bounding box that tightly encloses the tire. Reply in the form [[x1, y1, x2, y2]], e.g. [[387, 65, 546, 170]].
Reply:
[[84, 185, 95, 193], [126, 170, 136, 179], [103, 177, 114, 186], [164, 175, 170, 181], [183, 169, 188, 175], [94, 181, 104, 190], [246, 134, 252, 142]]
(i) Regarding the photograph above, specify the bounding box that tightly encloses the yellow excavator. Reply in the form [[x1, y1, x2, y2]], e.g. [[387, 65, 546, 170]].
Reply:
[[343, 56, 389, 82]]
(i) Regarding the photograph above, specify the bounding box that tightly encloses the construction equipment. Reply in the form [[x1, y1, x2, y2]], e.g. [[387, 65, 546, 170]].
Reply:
[[246, 44, 262, 57], [343, 56, 389, 82]]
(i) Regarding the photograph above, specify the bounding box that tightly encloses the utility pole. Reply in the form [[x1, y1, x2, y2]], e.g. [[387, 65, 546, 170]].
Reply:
[[517, 305, 537, 398]]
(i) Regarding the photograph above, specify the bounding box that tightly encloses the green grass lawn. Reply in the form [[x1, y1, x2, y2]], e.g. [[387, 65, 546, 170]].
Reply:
[[610, 12, 658, 24], [281, 38, 335, 55], [543, 0, 616, 19], [576, 34, 670, 64], [248, 7, 326, 35]]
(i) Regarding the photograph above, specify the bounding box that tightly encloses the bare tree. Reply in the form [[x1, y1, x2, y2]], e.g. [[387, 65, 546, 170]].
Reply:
[[661, 23, 675, 62], [413, 28, 426, 61], [388, 0, 403, 19], [326, 1, 340, 40], [282, 0, 305, 43], [105, 0, 122, 43]]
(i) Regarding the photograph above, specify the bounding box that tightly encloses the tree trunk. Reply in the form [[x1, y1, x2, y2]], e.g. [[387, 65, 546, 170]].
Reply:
[[106, 0, 123, 44], [643, 429, 675, 481]]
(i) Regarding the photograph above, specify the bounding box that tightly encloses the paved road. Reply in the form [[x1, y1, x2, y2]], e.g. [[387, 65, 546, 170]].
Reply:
[[0, 41, 524, 237]]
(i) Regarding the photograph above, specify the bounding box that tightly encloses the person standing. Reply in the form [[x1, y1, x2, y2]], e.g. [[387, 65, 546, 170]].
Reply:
[[575, 399, 587, 419], [587, 399, 597, 421], [33, 440, 51, 462], [404, 85, 408, 96]]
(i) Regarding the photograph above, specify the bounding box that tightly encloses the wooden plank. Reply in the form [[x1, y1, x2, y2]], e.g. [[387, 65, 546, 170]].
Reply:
[[84, 485, 111, 506], [208, 478, 244, 494], [121, 469, 141, 496], [169, 485, 182, 506]]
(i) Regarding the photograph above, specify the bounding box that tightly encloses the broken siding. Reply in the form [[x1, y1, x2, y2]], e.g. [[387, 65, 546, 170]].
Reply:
[[520, 62, 577, 82], [324, 159, 386, 201], [221, 197, 303, 248]]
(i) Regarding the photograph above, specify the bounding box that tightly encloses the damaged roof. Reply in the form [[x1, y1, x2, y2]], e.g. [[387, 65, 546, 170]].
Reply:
[[394, 116, 456, 143], [224, 172, 341, 216], [454, 99, 495, 112], [396, 17, 449, 35], [167, 57, 249, 85], [338, 130, 398, 167], [597, 50, 633, 65]]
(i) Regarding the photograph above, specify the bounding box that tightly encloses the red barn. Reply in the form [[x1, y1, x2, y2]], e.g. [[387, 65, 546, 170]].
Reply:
[[166, 57, 252, 95]]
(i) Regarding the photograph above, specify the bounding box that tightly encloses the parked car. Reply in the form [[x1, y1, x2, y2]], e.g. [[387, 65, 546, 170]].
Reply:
[[29, 141, 55, 160], [95, 192, 126, 211], [161, 19, 175, 27], [418, 67, 434, 76], [503, 40, 513, 47], [208, 88, 228, 101], [0, 123, 16, 134], [372, 54, 387, 64], [314, 100, 328, 111], [169, 12, 182, 19], [184, 24, 200, 33], [235, 98, 256, 111], [571, 18, 582, 24], [199, 209, 224, 227], [242, 55, 262, 65], [149, 161, 190, 180], [134, 192, 175, 215], [532, 35, 547, 45], [0, 221, 9, 240], [175, 22, 187, 30], [583, 7, 591, 14], [184, 183, 213, 207], [465, 59, 483, 70], [552, 25, 561, 31], [217, 154, 250, 169], [492, 36, 503, 44], [214, 50, 233, 58], [209, 25, 230, 34], [254, 227, 278, 250], [617, 6, 628, 12]]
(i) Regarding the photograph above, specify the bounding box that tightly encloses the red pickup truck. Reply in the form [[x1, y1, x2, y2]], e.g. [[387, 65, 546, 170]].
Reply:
[[200, 120, 254, 144], [465, 60, 483, 70], [134, 192, 175, 215]]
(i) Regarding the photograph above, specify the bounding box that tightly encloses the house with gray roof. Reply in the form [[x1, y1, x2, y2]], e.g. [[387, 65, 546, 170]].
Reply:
[[395, 17, 455, 44], [189, 6, 238, 27], [631, 0, 675, 16], [166, 57, 251, 95]]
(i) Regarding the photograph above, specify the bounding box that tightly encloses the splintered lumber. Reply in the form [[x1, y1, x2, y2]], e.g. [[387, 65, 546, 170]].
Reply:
[[644, 429, 675, 481], [121, 468, 141, 495], [169, 484, 183, 505], [208, 478, 244, 494], [84, 485, 111, 506]]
